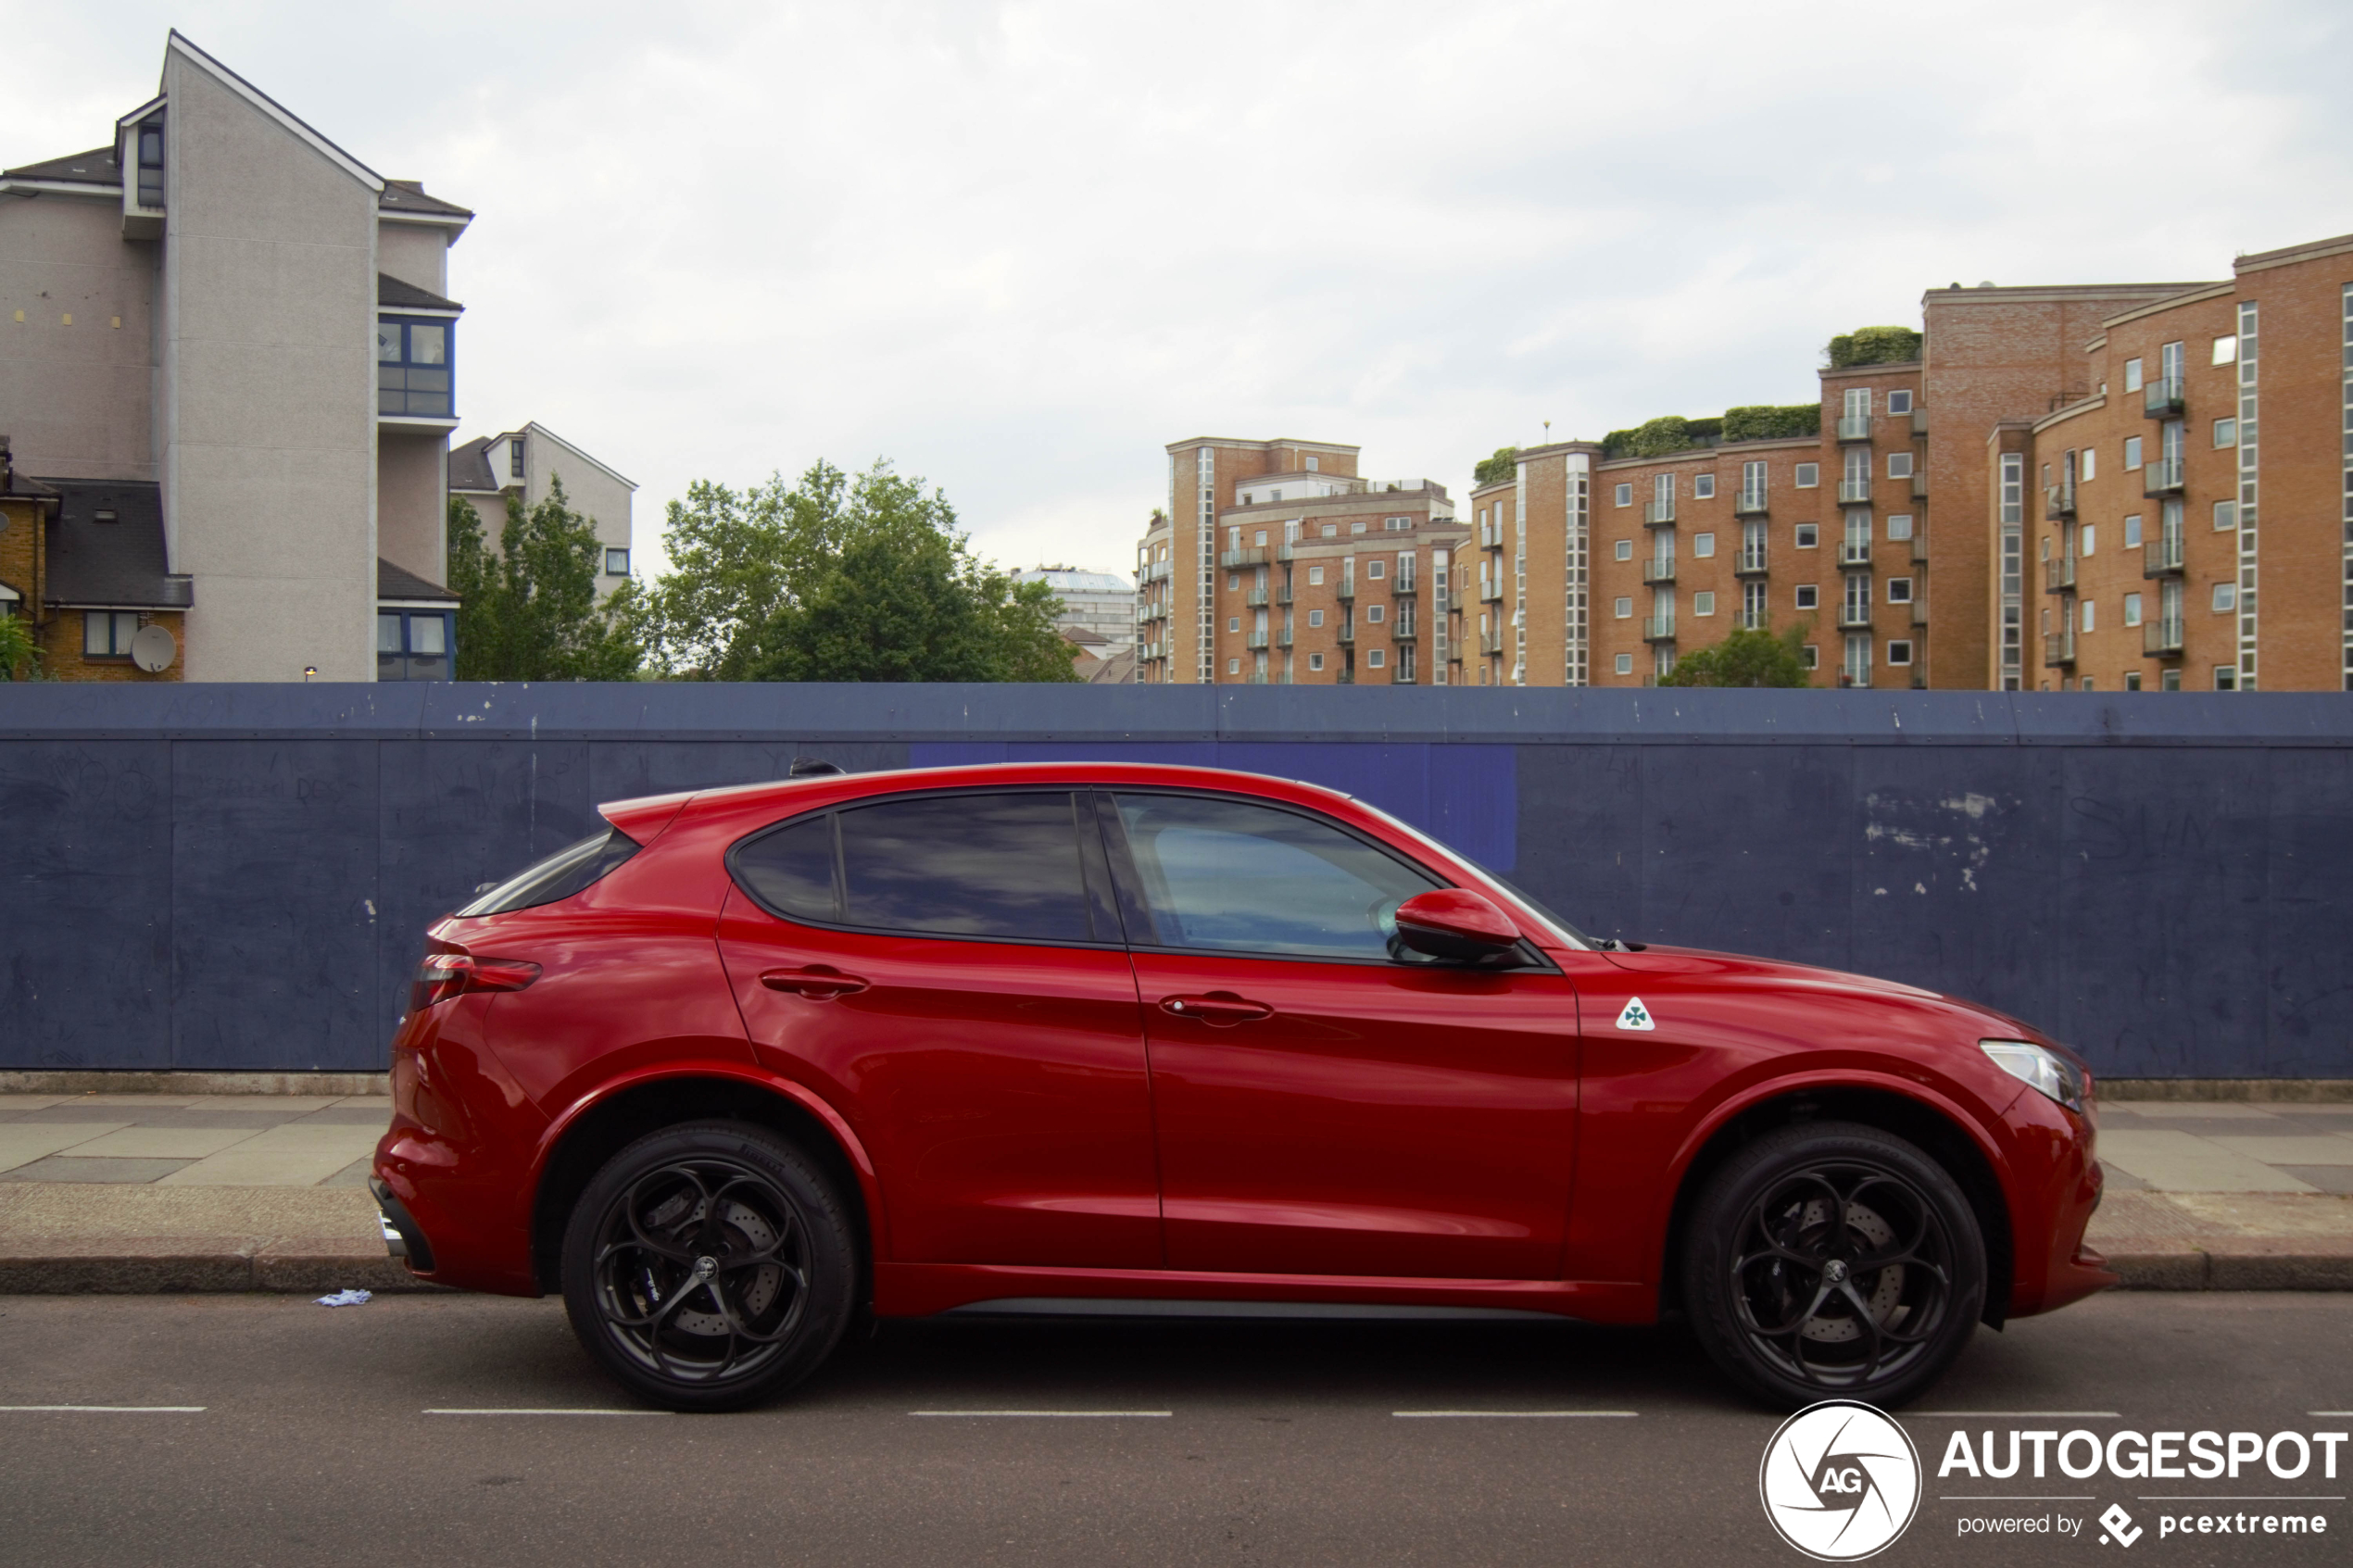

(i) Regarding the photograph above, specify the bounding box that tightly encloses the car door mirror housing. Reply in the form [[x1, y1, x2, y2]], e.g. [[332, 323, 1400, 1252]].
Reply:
[[1392, 889, 1522, 963]]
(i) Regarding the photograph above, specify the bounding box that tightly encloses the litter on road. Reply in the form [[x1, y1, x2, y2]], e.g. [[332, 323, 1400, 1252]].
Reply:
[[315, 1289, 372, 1308]]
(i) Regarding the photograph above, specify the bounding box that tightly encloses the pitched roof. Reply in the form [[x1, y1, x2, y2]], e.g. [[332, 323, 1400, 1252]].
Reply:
[[1085, 648, 1138, 685], [36, 479, 194, 608], [379, 178, 473, 220], [378, 272, 464, 312], [448, 436, 500, 493], [1, 145, 120, 185], [378, 558, 459, 602]]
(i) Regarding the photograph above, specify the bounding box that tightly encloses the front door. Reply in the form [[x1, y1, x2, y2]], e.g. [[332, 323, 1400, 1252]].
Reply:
[[717, 788, 1160, 1270], [1105, 791, 1581, 1280]]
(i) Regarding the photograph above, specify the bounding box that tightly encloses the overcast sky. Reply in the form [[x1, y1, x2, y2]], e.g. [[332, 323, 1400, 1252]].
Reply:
[[7, 2, 2349, 583]]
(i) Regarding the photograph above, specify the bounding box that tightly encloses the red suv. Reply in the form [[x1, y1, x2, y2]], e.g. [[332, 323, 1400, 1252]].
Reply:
[[372, 762, 2110, 1411]]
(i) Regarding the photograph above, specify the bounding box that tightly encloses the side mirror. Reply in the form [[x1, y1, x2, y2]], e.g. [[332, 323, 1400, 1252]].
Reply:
[[1392, 888, 1522, 964]]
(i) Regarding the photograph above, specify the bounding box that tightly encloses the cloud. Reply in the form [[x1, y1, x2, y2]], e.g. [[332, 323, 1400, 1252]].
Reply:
[[6, 0, 2349, 584]]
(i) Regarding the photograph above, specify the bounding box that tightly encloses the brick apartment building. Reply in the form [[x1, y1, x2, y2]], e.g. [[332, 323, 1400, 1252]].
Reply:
[[1145, 230, 2353, 693], [1138, 439, 1466, 684]]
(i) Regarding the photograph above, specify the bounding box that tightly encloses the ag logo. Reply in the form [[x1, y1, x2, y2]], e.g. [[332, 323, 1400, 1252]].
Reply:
[[1616, 997, 1655, 1032], [2098, 1504, 2142, 1547], [1759, 1400, 1920, 1561]]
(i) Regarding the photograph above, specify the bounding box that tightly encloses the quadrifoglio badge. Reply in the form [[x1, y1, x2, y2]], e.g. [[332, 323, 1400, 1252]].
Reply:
[[1760, 1404, 2348, 1556]]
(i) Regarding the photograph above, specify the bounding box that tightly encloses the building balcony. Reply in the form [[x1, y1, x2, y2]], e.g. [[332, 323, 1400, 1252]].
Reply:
[[1246, 672, 1268, 684], [2045, 479, 2076, 519], [1478, 583, 1503, 603], [1335, 671, 1354, 684], [1910, 599, 1929, 627], [2045, 629, 2076, 667], [1390, 671, 1418, 685], [2043, 555, 2076, 595], [1337, 624, 1355, 645], [1838, 478, 1871, 504], [1910, 531, 1929, 564], [1732, 487, 1769, 517], [1642, 614, 1677, 643], [1839, 540, 1871, 567], [2144, 533, 2185, 578], [1245, 587, 1269, 608], [1391, 620, 1419, 640], [1390, 578, 1417, 596], [1735, 608, 1768, 631], [1734, 545, 1769, 576], [1141, 560, 1172, 583], [2143, 616, 2185, 656], [1276, 628, 1293, 648], [1644, 499, 1676, 525], [1275, 583, 1294, 605], [1837, 414, 1873, 442], [2143, 376, 2185, 420], [1838, 601, 1874, 630], [1219, 547, 1266, 568], [1910, 471, 1928, 500], [1246, 631, 1269, 650], [1479, 632, 1504, 655], [1336, 579, 1355, 601], [1642, 558, 1677, 585], [1910, 407, 1929, 437], [1479, 522, 1502, 548], [2142, 457, 2184, 495]]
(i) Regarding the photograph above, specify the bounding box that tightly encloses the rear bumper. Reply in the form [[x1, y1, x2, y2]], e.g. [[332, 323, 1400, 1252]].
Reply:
[[369, 1176, 436, 1273]]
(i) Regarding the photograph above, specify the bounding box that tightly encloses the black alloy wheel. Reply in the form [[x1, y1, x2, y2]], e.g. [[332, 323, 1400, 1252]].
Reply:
[[561, 1122, 855, 1411], [1682, 1122, 1985, 1410]]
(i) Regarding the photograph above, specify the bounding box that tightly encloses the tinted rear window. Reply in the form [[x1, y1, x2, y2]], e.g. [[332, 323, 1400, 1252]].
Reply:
[[734, 792, 1096, 942], [458, 826, 638, 917]]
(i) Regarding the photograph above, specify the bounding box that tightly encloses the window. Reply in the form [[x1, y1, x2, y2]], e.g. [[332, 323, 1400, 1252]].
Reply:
[[2213, 499, 2236, 532], [462, 826, 640, 917], [2124, 435, 2143, 470], [1350, 521, 1366, 535], [1887, 451, 1914, 479], [1843, 388, 1872, 419], [1321, 523, 1338, 538], [2212, 583, 2236, 612], [2214, 666, 2237, 692], [2123, 358, 2144, 394], [82, 610, 142, 659], [376, 610, 452, 681], [2126, 671, 2143, 691], [509, 439, 525, 480], [2080, 677, 2095, 692], [1227, 658, 1240, 673], [1367, 648, 1386, 668], [1268, 492, 1281, 504], [1308, 609, 1324, 628], [1615, 538, 1633, 560], [1227, 617, 1240, 633], [1694, 591, 1716, 617], [1615, 653, 1634, 675], [1887, 640, 1913, 665], [1886, 514, 1913, 541], [2212, 418, 2237, 448], [1113, 794, 1437, 960], [1794, 463, 1819, 488], [1886, 578, 1913, 604], [2080, 525, 2095, 558], [1254, 529, 1268, 546], [1308, 565, 1325, 584], [2081, 600, 2095, 633], [1385, 516, 1411, 531], [1227, 573, 1239, 590], [2158, 668, 2180, 692], [1367, 604, 1385, 623], [1893, 390, 1919, 416], [1794, 584, 1819, 610], [1308, 653, 1324, 671], [1794, 523, 1818, 548], [1801, 644, 1818, 670], [2124, 593, 2143, 627], [1693, 474, 1716, 499], [1304, 456, 1319, 471], [2124, 514, 2143, 547], [1366, 560, 1385, 579], [1614, 483, 1633, 507], [2212, 334, 2237, 366], [1614, 596, 1633, 618], [133, 115, 164, 208], [376, 317, 454, 417], [2081, 447, 2096, 481], [1693, 532, 1716, 558], [603, 547, 631, 576]]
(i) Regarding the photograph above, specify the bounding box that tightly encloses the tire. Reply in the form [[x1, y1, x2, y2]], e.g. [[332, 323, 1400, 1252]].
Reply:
[[1681, 1121, 1985, 1411], [560, 1120, 857, 1412]]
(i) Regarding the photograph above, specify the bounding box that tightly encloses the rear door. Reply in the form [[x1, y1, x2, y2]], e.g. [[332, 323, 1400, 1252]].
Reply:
[[1106, 791, 1582, 1281], [716, 788, 1160, 1270]]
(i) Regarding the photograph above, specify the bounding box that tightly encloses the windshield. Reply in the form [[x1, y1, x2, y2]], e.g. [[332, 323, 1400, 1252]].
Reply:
[[1342, 798, 1594, 948], [457, 826, 639, 917]]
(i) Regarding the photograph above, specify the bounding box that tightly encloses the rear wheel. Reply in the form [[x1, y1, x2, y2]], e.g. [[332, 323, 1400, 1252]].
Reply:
[[1682, 1121, 1984, 1410], [560, 1121, 856, 1411]]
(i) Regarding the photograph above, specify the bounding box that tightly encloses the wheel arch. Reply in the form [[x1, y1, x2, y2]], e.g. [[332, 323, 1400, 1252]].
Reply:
[[1655, 1080, 2016, 1330], [528, 1068, 885, 1298]]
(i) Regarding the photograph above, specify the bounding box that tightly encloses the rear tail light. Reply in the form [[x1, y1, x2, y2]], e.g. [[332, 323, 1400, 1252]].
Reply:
[[409, 952, 541, 1013]]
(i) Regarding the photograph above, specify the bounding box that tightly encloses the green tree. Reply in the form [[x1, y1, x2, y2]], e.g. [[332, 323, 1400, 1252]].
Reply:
[[1473, 446, 1519, 487], [0, 609, 39, 681], [1657, 622, 1814, 687], [447, 481, 642, 682]]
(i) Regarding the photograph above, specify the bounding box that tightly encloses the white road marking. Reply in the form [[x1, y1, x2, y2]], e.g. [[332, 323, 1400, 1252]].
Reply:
[[1393, 1410, 1637, 1419], [1942, 1495, 2095, 1501], [2139, 1496, 2347, 1502], [0, 1404, 205, 1412], [424, 1408, 672, 1416], [1908, 1411, 2121, 1418], [911, 1410, 1172, 1418]]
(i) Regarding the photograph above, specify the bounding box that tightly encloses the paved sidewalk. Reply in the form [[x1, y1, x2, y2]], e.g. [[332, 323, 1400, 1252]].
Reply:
[[0, 1093, 2347, 1292]]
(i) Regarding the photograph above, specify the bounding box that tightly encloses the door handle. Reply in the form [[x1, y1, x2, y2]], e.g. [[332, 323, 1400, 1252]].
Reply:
[[760, 966, 869, 999], [1158, 991, 1273, 1027]]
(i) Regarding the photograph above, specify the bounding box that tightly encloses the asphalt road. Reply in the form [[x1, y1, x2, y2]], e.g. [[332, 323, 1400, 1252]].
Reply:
[[0, 1292, 2346, 1566]]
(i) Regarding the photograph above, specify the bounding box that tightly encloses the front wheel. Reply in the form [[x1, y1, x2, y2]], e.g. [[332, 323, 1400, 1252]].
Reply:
[[560, 1121, 856, 1411], [1681, 1121, 1985, 1410]]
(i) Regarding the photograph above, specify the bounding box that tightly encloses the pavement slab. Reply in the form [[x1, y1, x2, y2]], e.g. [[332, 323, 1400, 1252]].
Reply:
[[0, 1123, 132, 1173], [2095, 1128, 2322, 1192]]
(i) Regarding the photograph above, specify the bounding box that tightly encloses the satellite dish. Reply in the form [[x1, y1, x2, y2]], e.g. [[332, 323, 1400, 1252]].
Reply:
[[130, 622, 177, 672]]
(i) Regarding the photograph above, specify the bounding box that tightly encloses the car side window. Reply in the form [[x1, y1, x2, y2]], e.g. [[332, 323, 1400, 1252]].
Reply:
[[735, 792, 1100, 943], [1109, 793, 1438, 960]]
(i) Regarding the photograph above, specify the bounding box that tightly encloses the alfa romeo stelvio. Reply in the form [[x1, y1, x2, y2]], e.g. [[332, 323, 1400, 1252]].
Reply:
[[371, 762, 2110, 1411]]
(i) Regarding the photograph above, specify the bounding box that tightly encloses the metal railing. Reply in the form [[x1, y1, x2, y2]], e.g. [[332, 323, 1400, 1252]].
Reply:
[[1479, 632, 1504, 655], [1478, 583, 1503, 603], [1910, 531, 1929, 564], [1644, 499, 1676, 525], [1141, 560, 1172, 583], [1838, 477, 1871, 504], [2144, 532, 2184, 577], [2143, 376, 2185, 420], [2142, 456, 2184, 495], [1840, 540, 1871, 566], [1910, 407, 1929, 436], [1219, 547, 1266, 568], [1642, 558, 1677, 584], [1837, 414, 1873, 442], [1838, 600, 1875, 630], [1391, 577, 1417, 596], [1735, 543, 1768, 575], [1245, 631, 1269, 650], [2143, 617, 2184, 655], [1336, 624, 1355, 644], [2043, 556, 2076, 594], [1734, 486, 1768, 516], [1910, 470, 1928, 499], [1275, 583, 1294, 605], [1910, 598, 1928, 627], [1390, 616, 1418, 640], [1642, 614, 1677, 642], [1335, 578, 1355, 600], [2044, 629, 2076, 666], [1245, 587, 1269, 608], [2045, 479, 2075, 518]]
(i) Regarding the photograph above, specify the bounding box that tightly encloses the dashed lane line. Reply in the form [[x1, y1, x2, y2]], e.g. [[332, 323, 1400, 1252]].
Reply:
[[0, 1405, 206, 1413]]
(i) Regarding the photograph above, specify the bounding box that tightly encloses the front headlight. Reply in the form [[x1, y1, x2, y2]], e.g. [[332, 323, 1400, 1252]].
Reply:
[[1981, 1039, 2088, 1115]]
